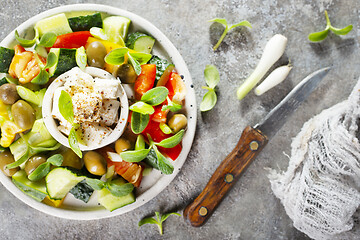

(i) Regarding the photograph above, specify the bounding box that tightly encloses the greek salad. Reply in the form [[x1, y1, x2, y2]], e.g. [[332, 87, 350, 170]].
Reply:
[[0, 11, 188, 211]]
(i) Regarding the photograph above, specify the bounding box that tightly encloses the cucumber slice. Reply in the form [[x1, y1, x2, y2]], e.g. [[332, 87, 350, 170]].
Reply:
[[48, 48, 77, 77], [34, 13, 73, 37], [0, 77, 7, 86], [68, 13, 103, 32], [98, 178, 135, 211], [45, 167, 85, 200], [126, 32, 155, 54], [103, 16, 131, 45], [12, 170, 47, 202], [0, 47, 15, 73]]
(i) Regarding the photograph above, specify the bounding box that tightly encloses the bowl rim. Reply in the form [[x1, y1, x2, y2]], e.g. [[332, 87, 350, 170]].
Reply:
[[42, 66, 129, 151], [0, 3, 197, 220]]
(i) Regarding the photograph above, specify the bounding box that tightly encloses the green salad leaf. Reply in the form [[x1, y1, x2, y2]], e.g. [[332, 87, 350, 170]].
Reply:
[[131, 112, 150, 134], [156, 129, 184, 148], [120, 149, 151, 162], [86, 178, 106, 190], [46, 154, 64, 167], [15, 30, 38, 47], [135, 135, 145, 150], [28, 162, 51, 181], [138, 211, 181, 235], [106, 182, 134, 197], [38, 32, 57, 47], [129, 101, 154, 115], [141, 87, 169, 106], [308, 10, 353, 42], [159, 122, 173, 134], [209, 18, 252, 50], [58, 90, 74, 124], [161, 96, 182, 112], [69, 127, 82, 158]]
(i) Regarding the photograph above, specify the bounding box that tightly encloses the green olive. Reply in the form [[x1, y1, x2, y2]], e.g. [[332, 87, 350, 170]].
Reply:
[[61, 148, 83, 169], [0, 83, 20, 105], [168, 114, 187, 133], [115, 64, 137, 83], [24, 155, 47, 176], [115, 138, 132, 154], [84, 151, 106, 176], [11, 100, 35, 130], [86, 41, 107, 68], [0, 150, 19, 176]]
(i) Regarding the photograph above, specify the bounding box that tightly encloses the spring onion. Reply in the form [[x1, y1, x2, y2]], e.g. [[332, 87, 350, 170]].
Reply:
[[236, 34, 288, 100], [254, 64, 292, 96]]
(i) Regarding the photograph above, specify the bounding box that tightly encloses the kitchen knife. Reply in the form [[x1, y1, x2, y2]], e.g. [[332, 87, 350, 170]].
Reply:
[[183, 67, 331, 227]]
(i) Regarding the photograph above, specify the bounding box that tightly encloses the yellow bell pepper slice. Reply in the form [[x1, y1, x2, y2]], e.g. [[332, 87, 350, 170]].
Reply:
[[0, 120, 25, 147]]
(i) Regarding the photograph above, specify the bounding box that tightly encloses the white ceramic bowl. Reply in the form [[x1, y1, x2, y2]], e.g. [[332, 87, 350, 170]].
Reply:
[[42, 66, 129, 151], [0, 4, 197, 220]]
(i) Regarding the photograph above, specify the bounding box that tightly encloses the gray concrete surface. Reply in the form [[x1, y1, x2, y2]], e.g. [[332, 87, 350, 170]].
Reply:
[[0, 0, 359, 239]]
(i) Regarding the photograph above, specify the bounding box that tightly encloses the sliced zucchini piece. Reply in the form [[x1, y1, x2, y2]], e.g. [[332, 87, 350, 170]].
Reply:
[[0, 47, 15, 73], [98, 178, 135, 211], [68, 13, 103, 32], [48, 48, 77, 77], [45, 167, 85, 200], [103, 16, 131, 45], [34, 13, 73, 37], [12, 170, 47, 202], [126, 32, 155, 54]]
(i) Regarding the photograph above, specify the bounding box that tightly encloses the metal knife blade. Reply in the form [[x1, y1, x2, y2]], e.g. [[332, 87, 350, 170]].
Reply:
[[184, 67, 331, 227], [255, 67, 331, 139]]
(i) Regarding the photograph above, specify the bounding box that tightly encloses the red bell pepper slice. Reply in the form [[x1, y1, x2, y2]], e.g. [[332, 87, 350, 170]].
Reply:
[[134, 64, 156, 100], [142, 120, 182, 161], [50, 31, 92, 49]]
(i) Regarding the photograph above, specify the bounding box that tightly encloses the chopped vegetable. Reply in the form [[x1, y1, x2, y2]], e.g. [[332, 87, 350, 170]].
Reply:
[[51, 31, 92, 49], [138, 211, 181, 235], [254, 64, 292, 96], [200, 64, 220, 111], [308, 10, 353, 42], [209, 18, 252, 50], [8, 45, 46, 84], [134, 64, 157, 100], [236, 34, 288, 100]]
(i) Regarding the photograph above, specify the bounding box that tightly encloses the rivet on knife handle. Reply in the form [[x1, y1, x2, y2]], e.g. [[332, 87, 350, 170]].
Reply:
[[183, 126, 268, 227]]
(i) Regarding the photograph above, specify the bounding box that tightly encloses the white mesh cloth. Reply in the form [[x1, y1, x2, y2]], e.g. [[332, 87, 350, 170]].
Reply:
[[268, 78, 360, 240]]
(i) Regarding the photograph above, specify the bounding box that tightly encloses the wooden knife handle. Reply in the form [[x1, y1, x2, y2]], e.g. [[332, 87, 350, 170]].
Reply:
[[183, 126, 268, 227]]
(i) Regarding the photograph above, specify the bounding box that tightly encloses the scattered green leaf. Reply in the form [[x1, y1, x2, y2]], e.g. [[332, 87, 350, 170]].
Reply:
[[209, 18, 252, 50], [138, 211, 181, 235], [308, 10, 353, 42], [200, 65, 220, 111], [44, 52, 57, 69]]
